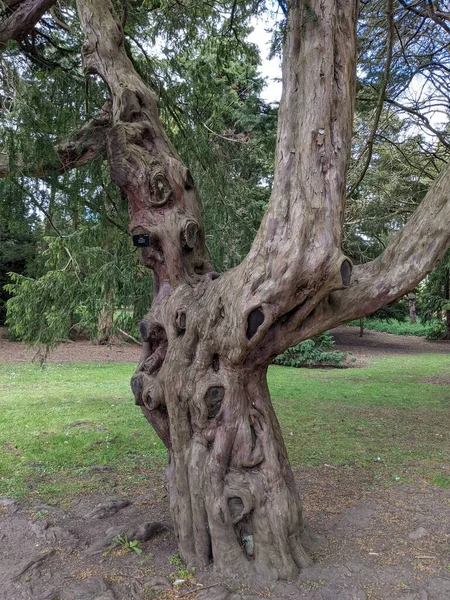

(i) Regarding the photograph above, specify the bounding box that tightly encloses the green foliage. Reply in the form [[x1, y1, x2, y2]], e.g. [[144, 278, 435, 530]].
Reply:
[[0, 182, 41, 324], [1, 0, 278, 346], [273, 333, 347, 368], [370, 299, 408, 322], [2, 0, 450, 348], [420, 250, 450, 339], [168, 553, 196, 580], [113, 535, 143, 555], [5, 225, 152, 346], [424, 320, 447, 340], [347, 317, 435, 337], [153, 34, 276, 270]]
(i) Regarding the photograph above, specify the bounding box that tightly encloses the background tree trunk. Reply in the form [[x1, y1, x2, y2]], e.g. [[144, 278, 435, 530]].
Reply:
[[445, 268, 450, 338], [97, 289, 114, 345], [408, 293, 417, 324]]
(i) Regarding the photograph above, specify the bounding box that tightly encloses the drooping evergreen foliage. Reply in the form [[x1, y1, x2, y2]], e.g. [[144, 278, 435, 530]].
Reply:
[[1, 0, 279, 343], [420, 249, 450, 338], [273, 333, 347, 369], [1, 0, 450, 344]]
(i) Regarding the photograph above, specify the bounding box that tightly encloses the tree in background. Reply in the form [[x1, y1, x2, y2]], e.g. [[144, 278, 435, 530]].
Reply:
[[1, 0, 450, 581], [1, 0, 276, 342], [420, 249, 450, 338]]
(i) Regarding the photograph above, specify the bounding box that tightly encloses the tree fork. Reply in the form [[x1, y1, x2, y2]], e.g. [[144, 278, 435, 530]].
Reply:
[[75, 0, 450, 581], [74, 0, 355, 579]]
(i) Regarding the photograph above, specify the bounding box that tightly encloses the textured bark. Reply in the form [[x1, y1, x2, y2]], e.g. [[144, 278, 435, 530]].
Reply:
[[74, 0, 450, 581], [97, 290, 114, 345], [408, 293, 417, 324], [0, 0, 56, 48], [446, 270, 450, 339]]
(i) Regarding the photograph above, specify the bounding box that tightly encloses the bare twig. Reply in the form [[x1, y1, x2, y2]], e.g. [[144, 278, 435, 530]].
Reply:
[[180, 583, 228, 598], [117, 327, 142, 346]]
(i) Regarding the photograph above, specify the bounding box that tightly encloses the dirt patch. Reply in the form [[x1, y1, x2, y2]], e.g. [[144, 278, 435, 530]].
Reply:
[[2, 326, 449, 368], [332, 326, 450, 358], [1, 468, 449, 600], [0, 333, 142, 364], [418, 376, 450, 385], [0, 326, 448, 366]]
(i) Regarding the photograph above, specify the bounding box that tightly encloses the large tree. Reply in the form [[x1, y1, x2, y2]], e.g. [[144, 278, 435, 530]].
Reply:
[[2, 0, 450, 581]]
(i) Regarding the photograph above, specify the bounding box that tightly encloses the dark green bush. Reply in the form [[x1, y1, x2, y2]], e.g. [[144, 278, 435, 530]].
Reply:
[[273, 333, 347, 368], [425, 320, 447, 340], [346, 317, 442, 338]]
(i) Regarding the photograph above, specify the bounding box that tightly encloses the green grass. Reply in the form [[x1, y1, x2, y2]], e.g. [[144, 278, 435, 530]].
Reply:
[[0, 363, 166, 499], [347, 317, 433, 337], [271, 355, 450, 484], [0, 354, 449, 500]]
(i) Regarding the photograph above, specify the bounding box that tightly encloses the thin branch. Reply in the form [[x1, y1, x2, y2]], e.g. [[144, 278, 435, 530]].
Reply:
[[11, 180, 63, 237], [117, 327, 142, 345], [385, 98, 450, 148], [202, 122, 248, 144], [49, 6, 72, 32]]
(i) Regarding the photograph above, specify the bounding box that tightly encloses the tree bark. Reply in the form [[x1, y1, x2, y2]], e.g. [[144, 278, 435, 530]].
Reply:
[[408, 293, 417, 324], [97, 290, 114, 345], [445, 268, 450, 339], [74, 0, 450, 581], [0, 0, 56, 48]]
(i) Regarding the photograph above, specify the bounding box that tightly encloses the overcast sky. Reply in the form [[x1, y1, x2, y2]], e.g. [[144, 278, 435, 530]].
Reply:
[[248, 17, 282, 104]]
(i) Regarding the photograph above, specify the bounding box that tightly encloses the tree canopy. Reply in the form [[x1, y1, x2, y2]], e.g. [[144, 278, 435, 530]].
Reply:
[[2, 0, 450, 343]]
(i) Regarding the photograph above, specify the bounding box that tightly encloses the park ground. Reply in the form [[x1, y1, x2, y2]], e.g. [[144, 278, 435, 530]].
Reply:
[[0, 327, 449, 600]]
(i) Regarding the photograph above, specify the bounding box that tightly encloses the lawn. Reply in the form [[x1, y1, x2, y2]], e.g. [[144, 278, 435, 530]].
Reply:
[[0, 354, 449, 501]]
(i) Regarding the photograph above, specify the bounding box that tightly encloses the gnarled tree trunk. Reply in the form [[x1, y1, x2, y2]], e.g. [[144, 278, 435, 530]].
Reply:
[[75, 0, 450, 580]]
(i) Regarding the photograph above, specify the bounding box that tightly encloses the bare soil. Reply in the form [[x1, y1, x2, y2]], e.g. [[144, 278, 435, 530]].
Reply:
[[331, 326, 450, 357], [0, 328, 142, 363], [1, 468, 449, 600], [0, 328, 449, 599], [1, 326, 448, 365]]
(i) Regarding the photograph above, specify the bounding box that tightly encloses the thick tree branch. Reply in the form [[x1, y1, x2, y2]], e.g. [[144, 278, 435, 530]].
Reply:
[[251, 158, 450, 363], [294, 159, 450, 342], [0, 0, 56, 48], [213, 0, 358, 361], [0, 102, 111, 179], [76, 0, 212, 291]]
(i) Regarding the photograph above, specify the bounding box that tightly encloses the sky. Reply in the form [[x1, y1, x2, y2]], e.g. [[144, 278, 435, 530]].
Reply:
[[248, 17, 282, 104], [249, 16, 447, 137]]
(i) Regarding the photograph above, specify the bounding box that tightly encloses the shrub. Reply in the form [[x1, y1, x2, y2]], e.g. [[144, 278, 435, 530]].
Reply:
[[347, 318, 433, 337], [425, 320, 447, 340], [273, 333, 346, 368]]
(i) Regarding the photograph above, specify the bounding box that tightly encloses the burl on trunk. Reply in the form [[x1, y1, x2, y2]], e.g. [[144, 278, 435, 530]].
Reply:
[[76, 0, 450, 580]]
